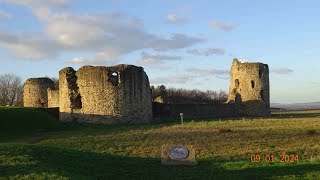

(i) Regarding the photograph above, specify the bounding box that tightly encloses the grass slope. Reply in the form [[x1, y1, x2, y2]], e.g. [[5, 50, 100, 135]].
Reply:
[[1, 107, 320, 179], [0, 106, 62, 132], [0, 106, 63, 142]]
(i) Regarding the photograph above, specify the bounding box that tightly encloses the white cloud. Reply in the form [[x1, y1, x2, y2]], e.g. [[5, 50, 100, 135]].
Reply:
[[137, 52, 181, 66], [148, 66, 294, 86], [150, 33, 204, 51], [210, 20, 236, 31], [216, 75, 230, 80], [166, 14, 188, 24], [3, 0, 71, 8], [0, 10, 12, 18], [310, 81, 320, 85], [271, 68, 294, 74], [151, 67, 230, 84], [0, 4, 205, 63], [151, 74, 194, 84], [165, 5, 191, 25], [186, 48, 225, 56], [187, 67, 229, 76], [66, 52, 121, 66], [67, 57, 86, 65], [38, 9, 203, 63], [0, 30, 61, 60]]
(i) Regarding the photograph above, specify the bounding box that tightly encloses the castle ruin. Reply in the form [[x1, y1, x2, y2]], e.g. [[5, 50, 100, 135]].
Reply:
[[59, 64, 152, 124], [23, 59, 271, 124], [227, 58, 270, 117], [23, 78, 55, 108]]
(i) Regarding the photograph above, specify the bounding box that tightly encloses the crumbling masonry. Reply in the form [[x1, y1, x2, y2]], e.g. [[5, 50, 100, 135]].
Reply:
[[23, 78, 54, 108], [59, 64, 152, 124], [227, 59, 270, 117], [23, 59, 270, 124]]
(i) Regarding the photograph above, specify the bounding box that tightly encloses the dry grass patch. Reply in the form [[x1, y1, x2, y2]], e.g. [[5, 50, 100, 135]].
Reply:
[[306, 129, 317, 136], [218, 128, 233, 133]]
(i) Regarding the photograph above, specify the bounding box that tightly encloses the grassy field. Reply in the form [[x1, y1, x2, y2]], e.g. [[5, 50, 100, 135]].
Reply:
[[1, 107, 320, 179]]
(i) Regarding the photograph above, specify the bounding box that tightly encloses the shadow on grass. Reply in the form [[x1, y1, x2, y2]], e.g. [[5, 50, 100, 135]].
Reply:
[[1, 144, 319, 179], [0, 120, 182, 144]]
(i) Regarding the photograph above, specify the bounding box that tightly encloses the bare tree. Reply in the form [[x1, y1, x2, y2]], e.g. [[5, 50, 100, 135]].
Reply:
[[0, 74, 23, 106], [218, 90, 228, 102], [151, 85, 228, 104], [151, 85, 167, 100]]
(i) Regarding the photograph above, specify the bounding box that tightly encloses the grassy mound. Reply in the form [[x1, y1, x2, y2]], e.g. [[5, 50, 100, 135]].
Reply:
[[0, 106, 63, 138]]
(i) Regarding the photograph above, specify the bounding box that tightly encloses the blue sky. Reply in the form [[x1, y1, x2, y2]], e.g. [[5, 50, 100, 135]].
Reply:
[[0, 0, 320, 103]]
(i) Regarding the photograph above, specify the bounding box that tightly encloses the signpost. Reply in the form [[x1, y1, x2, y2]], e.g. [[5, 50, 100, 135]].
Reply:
[[180, 113, 184, 125]]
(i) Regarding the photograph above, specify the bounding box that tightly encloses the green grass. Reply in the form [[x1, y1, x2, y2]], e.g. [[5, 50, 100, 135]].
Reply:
[[0, 106, 64, 142], [1, 107, 320, 179], [0, 106, 62, 133]]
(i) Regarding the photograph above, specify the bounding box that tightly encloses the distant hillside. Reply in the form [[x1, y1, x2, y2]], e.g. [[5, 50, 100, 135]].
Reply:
[[271, 102, 320, 110]]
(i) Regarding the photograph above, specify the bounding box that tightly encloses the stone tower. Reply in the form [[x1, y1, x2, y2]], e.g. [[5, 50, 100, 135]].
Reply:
[[23, 78, 55, 108], [227, 58, 270, 117], [59, 64, 153, 124]]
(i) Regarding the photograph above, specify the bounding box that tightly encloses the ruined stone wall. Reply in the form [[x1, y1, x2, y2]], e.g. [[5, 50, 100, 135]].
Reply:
[[153, 102, 238, 119], [59, 67, 82, 121], [48, 88, 59, 108], [23, 78, 54, 108], [227, 58, 270, 117], [59, 64, 152, 124]]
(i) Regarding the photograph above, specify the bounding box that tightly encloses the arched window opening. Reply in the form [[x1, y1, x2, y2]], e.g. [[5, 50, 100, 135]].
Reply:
[[109, 72, 119, 86]]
